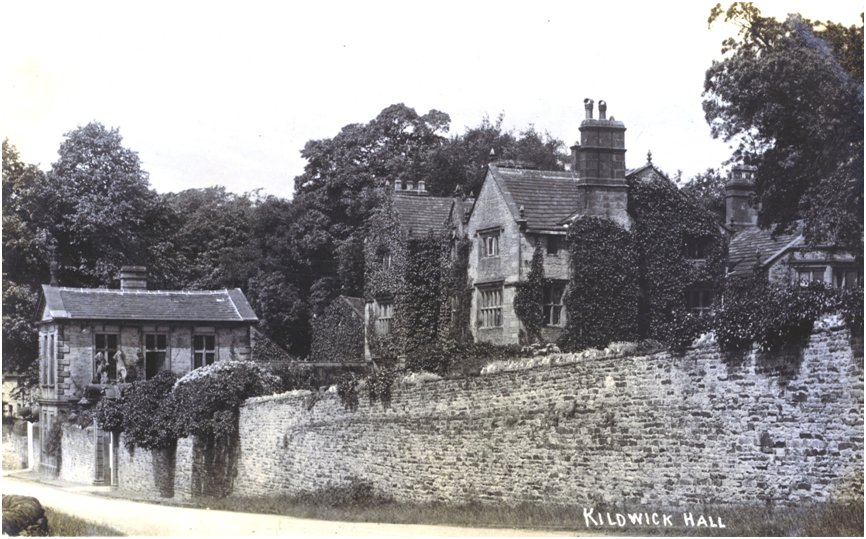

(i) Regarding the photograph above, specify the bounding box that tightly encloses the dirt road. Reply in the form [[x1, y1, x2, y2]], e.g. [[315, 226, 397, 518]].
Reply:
[[1, 475, 575, 536]]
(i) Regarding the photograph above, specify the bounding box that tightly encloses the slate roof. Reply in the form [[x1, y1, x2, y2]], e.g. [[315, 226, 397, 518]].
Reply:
[[340, 296, 365, 318], [392, 193, 454, 238], [488, 165, 580, 231], [39, 285, 259, 323], [727, 225, 803, 277]]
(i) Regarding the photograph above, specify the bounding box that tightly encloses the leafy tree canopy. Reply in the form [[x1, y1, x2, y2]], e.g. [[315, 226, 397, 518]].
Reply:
[[703, 3, 864, 251]]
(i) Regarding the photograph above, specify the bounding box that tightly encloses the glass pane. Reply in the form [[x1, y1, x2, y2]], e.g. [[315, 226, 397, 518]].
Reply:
[[157, 335, 167, 349], [108, 334, 118, 348], [145, 334, 154, 349], [205, 335, 215, 350], [194, 335, 203, 350]]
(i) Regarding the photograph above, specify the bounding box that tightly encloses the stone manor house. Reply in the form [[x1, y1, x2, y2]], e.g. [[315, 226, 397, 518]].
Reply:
[[309, 98, 861, 358]]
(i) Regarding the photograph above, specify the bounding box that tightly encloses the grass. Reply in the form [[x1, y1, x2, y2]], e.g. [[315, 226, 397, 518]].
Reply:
[[45, 507, 124, 536], [179, 483, 864, 536]]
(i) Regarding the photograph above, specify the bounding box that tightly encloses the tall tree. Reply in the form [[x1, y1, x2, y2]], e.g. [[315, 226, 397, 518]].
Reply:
[[703, 3, 864, 251], [33, 122, 161, 286], [680, 168, 727, 222], [2, 140, 47, 373]]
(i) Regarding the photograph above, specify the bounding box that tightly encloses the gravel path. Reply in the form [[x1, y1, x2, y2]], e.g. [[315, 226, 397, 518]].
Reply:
[[1, 474, 574, 537]]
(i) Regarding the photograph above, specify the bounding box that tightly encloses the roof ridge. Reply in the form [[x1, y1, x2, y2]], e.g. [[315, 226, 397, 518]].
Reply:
[[52, 286, 229, 295]]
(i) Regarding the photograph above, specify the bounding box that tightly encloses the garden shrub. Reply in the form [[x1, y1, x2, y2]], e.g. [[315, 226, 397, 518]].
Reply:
[[115, 370, 178, 451], [309, 298, 365, 363], [337, 374, 359, 411]]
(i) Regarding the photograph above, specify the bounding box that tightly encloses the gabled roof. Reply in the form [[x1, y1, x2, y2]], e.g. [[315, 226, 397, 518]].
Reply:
[[727, 225, 803, 277], [392, 193, 454, 238], [488, 165, 580, 231], [340, 296, 365, 318], [39, 285, 258, 323]]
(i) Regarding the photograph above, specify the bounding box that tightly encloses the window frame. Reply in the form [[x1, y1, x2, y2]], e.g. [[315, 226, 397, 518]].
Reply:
[[94, 333, 119, 383], [192, 334, 217, 370], [480, 231, 500, 258], [144, 333, 169, 380], [41, 332, 56, 386], [686, 288, 714, 316], [795, 266, 826, 286], [375, 301, 393, 335], [543, 281, 566, 326], [478, 286, 504, 328]]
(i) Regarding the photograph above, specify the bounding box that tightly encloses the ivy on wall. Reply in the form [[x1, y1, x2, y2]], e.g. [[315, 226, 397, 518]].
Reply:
[[559, 217, 639, 351], [309, 298, 364, 363], [514, 244, 545, 344], [627, 169, 727, 348]]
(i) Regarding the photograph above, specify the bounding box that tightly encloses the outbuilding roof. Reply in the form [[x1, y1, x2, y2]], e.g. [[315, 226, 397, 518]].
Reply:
[[392, 193, 454, 238], [38, 285, 259, 323], [727, 225, 803, 277]]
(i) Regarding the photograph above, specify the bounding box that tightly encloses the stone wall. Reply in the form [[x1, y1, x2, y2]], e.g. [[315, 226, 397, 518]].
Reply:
[[2, 422, 29, 470], [233, 327, 863, 507], [117, 435, 194, 499]]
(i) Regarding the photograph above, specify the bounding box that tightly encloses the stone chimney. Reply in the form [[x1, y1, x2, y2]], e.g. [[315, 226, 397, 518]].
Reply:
[[574, 98, 630, 229], [725, 165, 758, 230], [119, 266, 148, 290]]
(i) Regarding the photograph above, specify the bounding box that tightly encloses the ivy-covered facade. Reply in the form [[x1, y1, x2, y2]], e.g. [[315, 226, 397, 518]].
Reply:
[[362, 189, 471, 364], [465, 99, 728, 348]]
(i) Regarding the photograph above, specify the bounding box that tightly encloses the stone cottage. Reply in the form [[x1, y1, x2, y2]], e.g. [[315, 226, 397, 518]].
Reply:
[[35, 266, 258, 482], [725, 166, 861, 287]]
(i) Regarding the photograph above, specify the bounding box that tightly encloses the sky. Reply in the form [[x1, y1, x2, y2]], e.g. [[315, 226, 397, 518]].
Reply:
[[2, 1, 863, 199]]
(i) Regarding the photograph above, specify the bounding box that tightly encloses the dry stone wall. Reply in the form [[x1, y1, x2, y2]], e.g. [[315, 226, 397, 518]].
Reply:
[[233, 327, 863, 507]]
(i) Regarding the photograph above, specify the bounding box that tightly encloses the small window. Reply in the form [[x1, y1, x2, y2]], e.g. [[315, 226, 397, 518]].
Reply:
[[375, 302, 393, 335], [833, 268, 861, 289], [796, 267, 826, 286], [481, 231, 500, 258], [683, 236, 711, 260], [193, 335, 216, 369], [546, 236, 563, 256], [478, 287, 503, 328], [686, 289, 714, 315], [543, 282, 566, 326], [144, 333, 168, 379], [94, 333, 119, 383], [42, 333, 56, 386], [382, 251, 392, 270]]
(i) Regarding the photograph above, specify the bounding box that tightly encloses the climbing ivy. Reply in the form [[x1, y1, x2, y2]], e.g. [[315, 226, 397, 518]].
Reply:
[[309, 298, 365, 363], [627, 168, 727, 348], [559, 217, 639, 351], [514, 244, 545, 344]]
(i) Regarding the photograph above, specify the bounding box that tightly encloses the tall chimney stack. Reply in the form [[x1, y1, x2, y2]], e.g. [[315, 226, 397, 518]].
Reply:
[[119, 266, 148, 290], [574, 99, 630, 229], [725, 165, 759, 230]]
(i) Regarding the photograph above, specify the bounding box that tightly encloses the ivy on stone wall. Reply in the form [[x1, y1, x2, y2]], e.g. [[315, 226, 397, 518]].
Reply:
[[309, 299, 364, 363], [559, 217, 639, 351], [627, 170, 727, 349], [514, 244, 545, 344], [715, 277, 861, 357]]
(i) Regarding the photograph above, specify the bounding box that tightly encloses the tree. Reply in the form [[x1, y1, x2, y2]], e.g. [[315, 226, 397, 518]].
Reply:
[[680, 168, 727, 222], [428, 116, 568, 197], [703, 3, 864, 252], [2, 140, 49, 374], [33, 122, 161, 286]]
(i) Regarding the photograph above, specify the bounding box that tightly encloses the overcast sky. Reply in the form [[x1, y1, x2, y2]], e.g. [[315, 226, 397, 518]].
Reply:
[[3, 1, 862, 199]]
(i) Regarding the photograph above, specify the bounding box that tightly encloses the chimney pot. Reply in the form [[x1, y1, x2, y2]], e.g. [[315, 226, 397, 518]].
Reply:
[[583, 98, 594, 119], [598, 100, 607, 120]]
